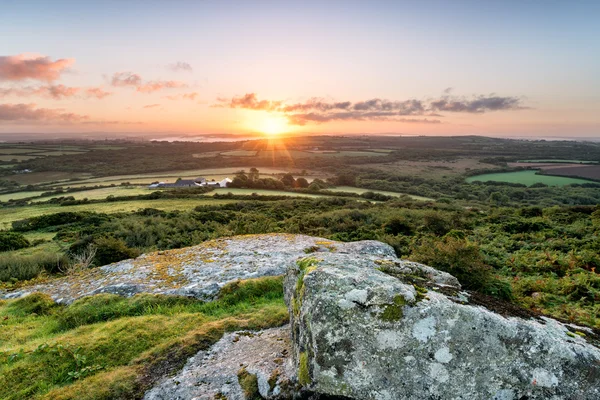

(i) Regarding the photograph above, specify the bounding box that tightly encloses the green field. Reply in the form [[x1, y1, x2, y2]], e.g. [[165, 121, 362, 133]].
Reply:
[[32, 150, 88, 156], [257, 150, 387, 158], [207, 188, 326, 198], [466, 170, 594, 186], [518, 159, 598, 164], [32, 186, 152, 202], [0, 148, 44, 155], [332, 186, 433, 201], [0, 191, 47, 203], [220, 150, 258, 157], [0, 198, 237, 229], [0, 155, 41, 162]]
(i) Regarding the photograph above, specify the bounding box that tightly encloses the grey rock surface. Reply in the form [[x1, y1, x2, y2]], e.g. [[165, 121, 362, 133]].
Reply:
[[2, 234, 404, 304], [285, 257, 600, 400], [144, 326, 295, 400]]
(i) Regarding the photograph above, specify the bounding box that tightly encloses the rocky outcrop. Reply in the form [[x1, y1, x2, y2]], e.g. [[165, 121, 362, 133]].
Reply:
[[2, 234, 398, 304], [285, 256, 600, 400], [5, 234, 600, 399], [144, 326, 295, 400]]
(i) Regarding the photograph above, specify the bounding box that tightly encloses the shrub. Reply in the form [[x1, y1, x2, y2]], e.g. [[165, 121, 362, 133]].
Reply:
[[410, 237, 513, 300], [0, 231, 31, 252], [94, 237, 140, 266], [384, 217, 414, 236]]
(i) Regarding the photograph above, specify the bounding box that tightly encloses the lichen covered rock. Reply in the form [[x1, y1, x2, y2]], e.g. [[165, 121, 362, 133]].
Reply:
[[144, 326, 295, 400], [2, 234, 398, 304], [285, 257, 600, 400]]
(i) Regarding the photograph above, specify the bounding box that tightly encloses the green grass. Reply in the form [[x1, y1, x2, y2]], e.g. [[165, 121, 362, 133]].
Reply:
[[332, 186, 433, 201], [207, 188, 326, 198], [0, 148, 45, 155], [0, 198, 237, 229], [0, 191, 47, 203], [518, 159, 598, 164], [0, 155, 41, 162], [32, 187, 151, 202], [0, 277, 288, 400], [32, 151, 88, 156], [257, 150, 387, 158], [466, 170, 594, 186], [219, 150, 258, 157]]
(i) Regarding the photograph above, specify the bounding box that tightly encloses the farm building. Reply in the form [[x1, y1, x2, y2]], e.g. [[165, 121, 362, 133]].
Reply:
[[148, 177, 231, 189]]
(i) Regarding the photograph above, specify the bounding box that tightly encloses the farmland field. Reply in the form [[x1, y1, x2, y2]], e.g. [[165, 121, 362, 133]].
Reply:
[[0, 148, 45, 154], [331, 186, 433, 201], [0, 191, 46, 202], [31, 150, 88, 156], [537, 165, 600, 182], [207, 188, 326, 198], [257, 149, 388, 158], [220, 150, 258, 156], [466, 170, 594, 186], [0, 155, 41, 162], [8, 171, 93, 185], [517, 159, 598, 164], [0, 198, 237, 229], [31, 186, 152, 202]]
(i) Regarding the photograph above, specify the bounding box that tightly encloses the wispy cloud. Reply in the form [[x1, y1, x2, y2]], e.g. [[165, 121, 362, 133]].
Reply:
[[0, 54, 74, 82], [0, 85, 112, 100], [143, 104, 160, 109], [164, 92, 199, 101], [0, 103, 139, 125], [84, 87, 113, 99], [0, 103, 88, 122], [111, 72, 143, 88], [168, 61, 193, 72], [110, 71, 187, 93], [216, 92, 527, 125]]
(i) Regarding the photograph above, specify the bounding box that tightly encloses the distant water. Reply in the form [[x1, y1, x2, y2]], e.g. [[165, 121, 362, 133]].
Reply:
[[152, 135, 259, 142]]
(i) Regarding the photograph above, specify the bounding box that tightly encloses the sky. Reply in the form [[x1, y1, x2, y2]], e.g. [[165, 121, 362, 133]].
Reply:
[[0, 0, 599, 139]]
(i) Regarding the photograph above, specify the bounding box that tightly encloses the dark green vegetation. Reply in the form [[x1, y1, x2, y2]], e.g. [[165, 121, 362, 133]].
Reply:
[[2, 197, 599, 328], [0, 277, 287, 400], [1, 136, 600, 397]]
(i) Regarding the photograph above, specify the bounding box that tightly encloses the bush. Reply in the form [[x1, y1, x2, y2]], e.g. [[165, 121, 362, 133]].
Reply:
[[0, 231, 31, 252], [410, 237, 513, 300], [94, 237, 140, 266]]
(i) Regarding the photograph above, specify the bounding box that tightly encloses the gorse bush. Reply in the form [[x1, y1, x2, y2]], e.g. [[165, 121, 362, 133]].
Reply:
[[0, 232, 30, 252], [410, 236, 513, 300]]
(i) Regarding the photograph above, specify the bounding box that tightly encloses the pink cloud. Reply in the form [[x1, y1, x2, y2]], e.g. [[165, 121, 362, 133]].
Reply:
[[110, 71, 187, 93], [0, 103, 89, 122], [143, 104, 161, 109], [0, 54, 74, 82], [85, 87, 113, 99], [0, 85, 112, 100], [164, 91, 199, 101], [137, 80, 187, 93], [111, 71, 142, 87]]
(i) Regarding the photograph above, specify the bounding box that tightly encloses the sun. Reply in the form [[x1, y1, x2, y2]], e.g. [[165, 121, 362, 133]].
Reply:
[[258, 115, 289, 136]]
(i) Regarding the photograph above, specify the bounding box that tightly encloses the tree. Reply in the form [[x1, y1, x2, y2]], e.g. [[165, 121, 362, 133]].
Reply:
[[281, 173, 295, 187], [334, 173, 356, 186], [248, 167, 259, 181], [295, 177, 309, 188]]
